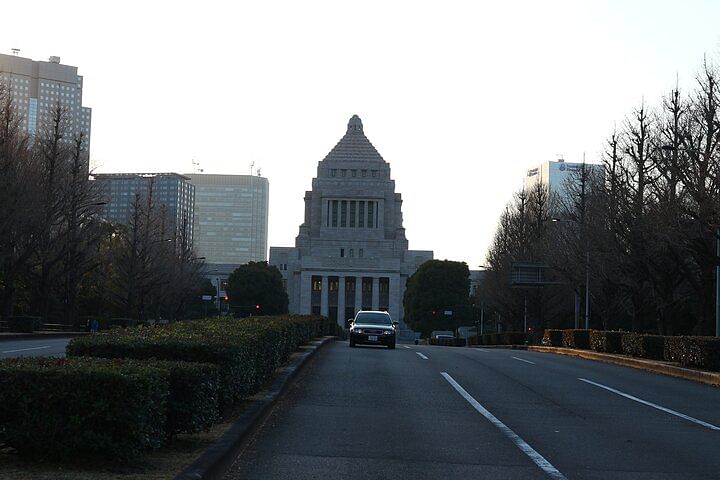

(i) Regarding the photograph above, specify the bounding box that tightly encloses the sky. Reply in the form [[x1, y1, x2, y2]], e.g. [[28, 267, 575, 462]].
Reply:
[[2, 0, 719, 268]]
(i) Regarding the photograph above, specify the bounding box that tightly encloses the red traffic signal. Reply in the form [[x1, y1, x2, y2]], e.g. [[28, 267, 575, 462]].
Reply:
[[255, 304, 261, 310], [223, 295, 229, 302]]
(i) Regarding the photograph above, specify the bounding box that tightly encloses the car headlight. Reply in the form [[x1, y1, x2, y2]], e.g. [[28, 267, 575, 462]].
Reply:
[[383, 330, 393, 335], [353, 329, 363, 334]]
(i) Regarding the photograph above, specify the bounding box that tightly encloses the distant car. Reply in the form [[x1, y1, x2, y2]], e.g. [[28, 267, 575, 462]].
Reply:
[[349, 310, 398, 349], [434, 334, 455, 340]]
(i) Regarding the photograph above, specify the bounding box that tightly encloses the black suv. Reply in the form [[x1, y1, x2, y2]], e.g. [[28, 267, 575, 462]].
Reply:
[[349, 311, 397, 349]]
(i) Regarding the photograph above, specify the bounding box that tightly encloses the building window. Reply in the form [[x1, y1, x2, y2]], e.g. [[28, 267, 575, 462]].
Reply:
[[340, 170, 346, 177], [312, 277, 322, 291], [349, 201, 356, 227], [372, 170, 378, 177], [362, 170, 367, 177], [367, 201, 374, 228], [332, 200, 338, 227], [358, 201, 365, 228], [349, 248, 354, 258], [340, 200, 347, 227], [359, 248, 364, 258], [340, 248, 345, 258], [282, 279, 287, 291], [351, 170, 357, 177], [331, 169, 337, 177]]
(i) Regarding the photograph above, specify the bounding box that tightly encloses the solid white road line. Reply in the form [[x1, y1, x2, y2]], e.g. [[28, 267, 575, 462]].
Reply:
[[579, 378, 720, 431], [512, 356, 536, 365], [416, 352, 429, 360], [441, 372, 568, 480], [2, 345, 52, 354]]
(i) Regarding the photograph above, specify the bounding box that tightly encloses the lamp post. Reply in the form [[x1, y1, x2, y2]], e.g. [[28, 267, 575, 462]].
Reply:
[[661, 144, 720, 336], [477, 265, 489, 337]]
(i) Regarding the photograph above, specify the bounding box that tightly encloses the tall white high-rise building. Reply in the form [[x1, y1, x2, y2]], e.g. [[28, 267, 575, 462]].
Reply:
[[0, 52, 92, 150], [524, 159, 603, 199], [186, 174, 269, 277]]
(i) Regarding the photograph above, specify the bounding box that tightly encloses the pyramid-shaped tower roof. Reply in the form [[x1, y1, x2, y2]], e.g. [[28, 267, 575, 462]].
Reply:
[[322, 115, 386, 163]]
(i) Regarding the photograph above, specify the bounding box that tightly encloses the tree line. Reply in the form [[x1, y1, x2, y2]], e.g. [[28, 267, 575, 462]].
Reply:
[[481, 59, 720, 337], [0, 80, 209, 327]]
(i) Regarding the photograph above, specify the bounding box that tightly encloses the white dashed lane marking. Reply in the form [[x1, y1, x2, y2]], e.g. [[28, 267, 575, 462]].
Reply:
[[416, 352, 429, 360]]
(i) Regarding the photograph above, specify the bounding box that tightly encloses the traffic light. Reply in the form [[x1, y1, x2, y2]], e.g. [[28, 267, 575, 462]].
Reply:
[[431, 309, 436, 317], [255, 304, 261, 311], [224, 295, 229, 302]]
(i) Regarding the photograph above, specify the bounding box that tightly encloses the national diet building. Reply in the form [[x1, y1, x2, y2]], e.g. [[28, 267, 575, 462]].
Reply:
[[269, 115, 433, 331]]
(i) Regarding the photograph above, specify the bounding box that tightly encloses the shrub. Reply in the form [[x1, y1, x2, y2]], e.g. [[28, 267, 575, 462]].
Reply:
[[590, 330, 625, 353], [498, 332, 529, 345], [67, 315, 324, 411], [7, 316, 42, 333], [428, 337, 466, 347], [482, 333, 494, 345], [664, 335, 684, 363], [664, 336, 720, 371], [543, 329, 563, 347], [622, 333, 664, 360], [562, 329, 591, 349], [145, 360, 219, 435], [0, 357, 168, 460]]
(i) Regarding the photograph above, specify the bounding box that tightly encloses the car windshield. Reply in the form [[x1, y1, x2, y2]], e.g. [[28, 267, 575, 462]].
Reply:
[[355, 312, 392, 325]]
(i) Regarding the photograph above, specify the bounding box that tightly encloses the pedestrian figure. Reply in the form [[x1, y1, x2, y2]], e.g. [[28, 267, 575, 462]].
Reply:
[[90, 319, 99, 333]]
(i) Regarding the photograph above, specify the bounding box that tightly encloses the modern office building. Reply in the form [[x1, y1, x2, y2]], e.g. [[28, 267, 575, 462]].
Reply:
[[186, 173, 269, 277], [0, 52, 92, 151], [94, 173, 195, 243], [524, 159, 603, 200], [269, 115, 433, 330]]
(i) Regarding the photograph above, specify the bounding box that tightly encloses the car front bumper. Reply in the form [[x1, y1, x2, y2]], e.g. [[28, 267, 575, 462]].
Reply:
[[351, 332, 396, 346]]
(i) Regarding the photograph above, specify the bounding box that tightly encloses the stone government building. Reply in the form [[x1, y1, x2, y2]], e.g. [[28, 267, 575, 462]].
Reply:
[[269, 115, 433, 333]]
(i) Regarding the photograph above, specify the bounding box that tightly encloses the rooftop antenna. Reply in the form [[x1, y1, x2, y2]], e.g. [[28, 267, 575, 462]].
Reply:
[[250, 161, 255, 176], [256, 168, 262, 177], [556, 153, 564, 162], [11, 48, 20, 56], [191, 158, 203, 173]]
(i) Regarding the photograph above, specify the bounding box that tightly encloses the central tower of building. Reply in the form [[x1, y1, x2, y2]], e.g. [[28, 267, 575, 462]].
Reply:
[[270, 115, 433, 331]]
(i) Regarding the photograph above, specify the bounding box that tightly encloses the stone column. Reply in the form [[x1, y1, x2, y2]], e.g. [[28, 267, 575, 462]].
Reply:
[[320, 276, 329, 317], [355, 277, 363, 312], [337, 276, 346, 327], [389, 275, 400, 323], [372, 277, 379, 310], [299, 271, 311, 314]]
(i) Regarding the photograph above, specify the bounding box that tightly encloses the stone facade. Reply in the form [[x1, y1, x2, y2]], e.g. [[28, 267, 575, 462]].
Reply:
[[269, 115, 433, 332]]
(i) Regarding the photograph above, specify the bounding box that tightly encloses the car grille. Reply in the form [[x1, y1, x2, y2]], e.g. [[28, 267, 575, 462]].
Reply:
[[363, 328, 388, 335]]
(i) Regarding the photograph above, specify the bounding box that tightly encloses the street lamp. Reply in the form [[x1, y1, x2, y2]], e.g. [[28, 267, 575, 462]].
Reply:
[[476, 265, 488, 336], [552, 217, 589, 329], [661, 144, 720, 337]]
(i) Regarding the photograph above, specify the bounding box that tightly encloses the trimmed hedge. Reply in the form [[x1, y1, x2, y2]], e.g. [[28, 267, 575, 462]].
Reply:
[[0, 357, 168, 460], [622, 333, 664, 360], [589, 330, 625, 353], [7, 316, 42, 333], [428, 337, 466, 347], [67, 315, 326, 411], [146, 360, 220, 436], [562, 329, 591, 349], [664, 336, 720, 371], [542, 329, 563, 347]]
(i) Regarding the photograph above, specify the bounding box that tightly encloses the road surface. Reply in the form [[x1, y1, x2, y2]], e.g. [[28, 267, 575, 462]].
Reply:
[[0, 337, 71, 359], [225, 342, 720, 480]]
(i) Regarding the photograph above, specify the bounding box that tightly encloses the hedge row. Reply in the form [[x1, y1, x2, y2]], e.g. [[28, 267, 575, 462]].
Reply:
[[543, 329, 720, 371], [428, 337, 466, 347], [1, 315, 331, 460], [475, 332, 530, 346]]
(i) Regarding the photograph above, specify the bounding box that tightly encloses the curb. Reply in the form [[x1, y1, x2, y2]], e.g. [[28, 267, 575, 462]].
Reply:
[[0, 332, 87, 342], [528, 346, 720, 387], [173, 336, 336, 480]]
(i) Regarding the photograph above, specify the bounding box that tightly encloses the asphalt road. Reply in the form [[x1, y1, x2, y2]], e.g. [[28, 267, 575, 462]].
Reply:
[[0, 337, 72, 359], [224, 342, 720, 480]]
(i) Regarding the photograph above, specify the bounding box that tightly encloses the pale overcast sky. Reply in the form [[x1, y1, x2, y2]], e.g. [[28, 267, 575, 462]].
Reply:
[[3, 0, 719, 268]]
